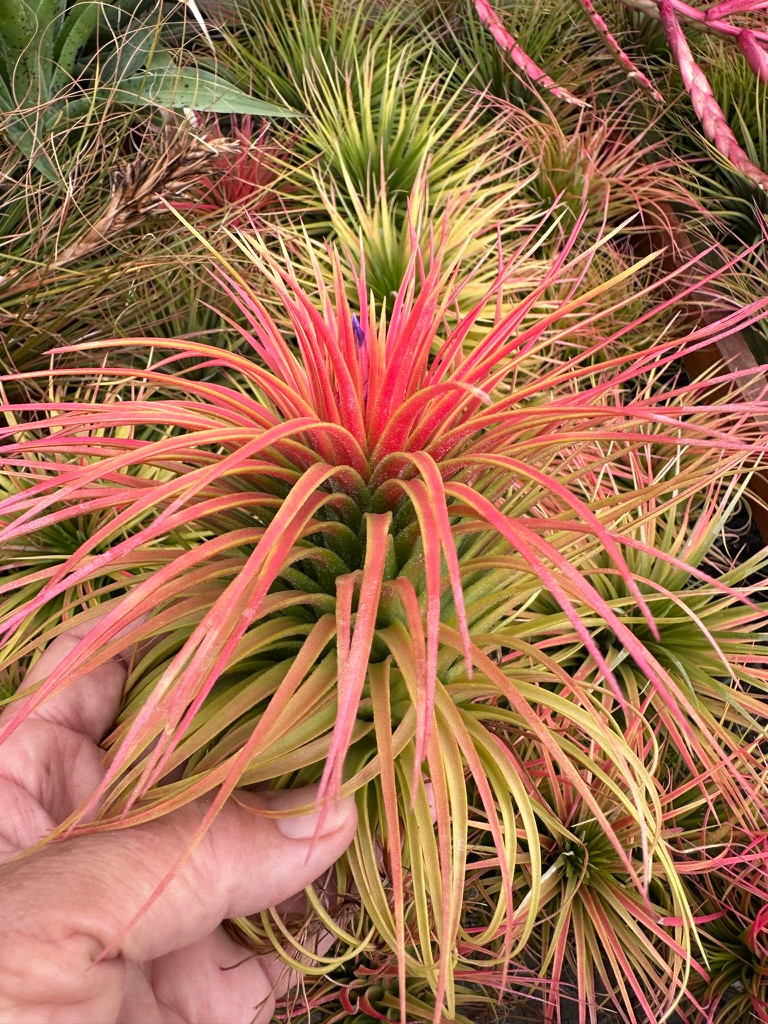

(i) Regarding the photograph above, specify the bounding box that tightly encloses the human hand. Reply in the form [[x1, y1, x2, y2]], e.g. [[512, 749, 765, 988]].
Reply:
[[0, 616, 357, 1024]]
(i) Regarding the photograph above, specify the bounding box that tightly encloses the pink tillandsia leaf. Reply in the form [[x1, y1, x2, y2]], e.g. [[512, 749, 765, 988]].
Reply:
[[391, 478, 442, 792], [472, 0, 587, 107], [575, 0, 664, 101], [390, 452, 473, 787], [622, 0, 768, 42], [660, 0, 768, 189], [319, 513, 392, 807]]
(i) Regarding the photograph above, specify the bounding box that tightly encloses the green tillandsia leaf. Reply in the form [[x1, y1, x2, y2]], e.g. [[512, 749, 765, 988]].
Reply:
[[4, 113, 57, 179], [50, 0, 100, 91], [106, 63, 298, 116]]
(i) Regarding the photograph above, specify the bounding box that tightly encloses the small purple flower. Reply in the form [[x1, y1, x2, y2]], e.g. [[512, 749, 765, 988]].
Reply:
[[352, 314, 365, 349]]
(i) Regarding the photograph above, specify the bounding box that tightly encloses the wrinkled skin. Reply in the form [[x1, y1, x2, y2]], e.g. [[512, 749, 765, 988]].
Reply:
[[0, 618, 357, 1024]]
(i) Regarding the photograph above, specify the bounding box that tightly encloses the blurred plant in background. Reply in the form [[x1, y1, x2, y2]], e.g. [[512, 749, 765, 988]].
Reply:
[[0, 0, 292, 178], [472, 0, 768, 188]]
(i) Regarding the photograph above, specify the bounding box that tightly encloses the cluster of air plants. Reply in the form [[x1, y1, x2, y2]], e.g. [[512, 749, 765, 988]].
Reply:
[[3, 0, 768, 1020], [2, 210, 768, 1022]]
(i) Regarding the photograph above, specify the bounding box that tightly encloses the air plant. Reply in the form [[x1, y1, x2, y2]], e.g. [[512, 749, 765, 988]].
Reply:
[[472, 0, 768, 190], [1, 220, 768, 1023], [217, 5, 507, 234], [679, 833, 768, 1023], [285, 40, 500, 228], [222, 28, 547, 324], [513, 751, 698, 1023], [506, 96, 710, 242], [215, 0, 410, 112]]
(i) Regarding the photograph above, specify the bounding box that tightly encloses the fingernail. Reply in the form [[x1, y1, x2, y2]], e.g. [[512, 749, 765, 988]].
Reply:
[[264, 787, 354, 840]]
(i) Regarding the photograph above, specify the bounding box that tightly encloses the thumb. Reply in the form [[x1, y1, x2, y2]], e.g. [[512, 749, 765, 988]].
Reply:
[[0, 786, 356, 1014]]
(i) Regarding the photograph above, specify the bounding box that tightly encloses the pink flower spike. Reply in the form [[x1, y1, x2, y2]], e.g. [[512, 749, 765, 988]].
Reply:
[[660, 0, 768, 189], [576, 0, 664, 101], [738, 29, 768, 85], [473, 0, 588, 107]]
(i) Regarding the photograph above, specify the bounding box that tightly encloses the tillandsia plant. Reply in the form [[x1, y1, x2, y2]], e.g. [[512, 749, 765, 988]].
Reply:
[[270, 36, 502, 240], [0, 0, 293, 178], [679, 832, 768, 1023], [171, 115, 301, 230], [505, 96, 710, 242], [472, 0, 768, 189], [218, 15, 552, 330], [2, 220, 768, 1022]]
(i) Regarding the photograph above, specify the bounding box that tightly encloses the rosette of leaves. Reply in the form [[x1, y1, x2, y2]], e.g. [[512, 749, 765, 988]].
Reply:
[[218, 5, 503, 239], [1, 225, 768, 1020], [277, 37, 498, 236], [506, 97, 709, 241], [0, 0, 293, 179], [678, 833, 768, 1023]]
